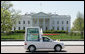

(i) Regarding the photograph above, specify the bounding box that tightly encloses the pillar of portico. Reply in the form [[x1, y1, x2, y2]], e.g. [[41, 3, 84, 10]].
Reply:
[[37, 18, 39, 26], [59, 21, 61, 30], [49, 18, 52, 30], [31, 18, 33, 26], [48, 18, 50, 30], [32, 18, 34, 26], [54, 19, 57, 30], [43, 18, 45, 31]]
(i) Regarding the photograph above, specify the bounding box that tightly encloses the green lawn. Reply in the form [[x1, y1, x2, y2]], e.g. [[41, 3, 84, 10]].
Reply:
[[1, 33, 84, 40], [1, 33, 25, 40], [45, 33, 84, 40]]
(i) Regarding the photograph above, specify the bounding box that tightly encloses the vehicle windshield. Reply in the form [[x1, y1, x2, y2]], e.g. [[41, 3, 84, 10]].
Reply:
[[26, 28, 40, 41]]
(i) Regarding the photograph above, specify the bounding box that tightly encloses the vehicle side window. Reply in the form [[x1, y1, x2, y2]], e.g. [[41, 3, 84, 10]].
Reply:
[[43, 37, 50, 42]]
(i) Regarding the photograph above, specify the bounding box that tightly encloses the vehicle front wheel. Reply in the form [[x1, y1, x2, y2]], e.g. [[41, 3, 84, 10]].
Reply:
[[28, 45, 36, 52], [54, 45, 62, 52]]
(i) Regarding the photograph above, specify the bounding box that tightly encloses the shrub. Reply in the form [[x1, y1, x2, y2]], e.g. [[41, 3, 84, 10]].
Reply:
[[14, 30, 25, 33], [68, 32, 73, 36], [43, 30, 67, 33]]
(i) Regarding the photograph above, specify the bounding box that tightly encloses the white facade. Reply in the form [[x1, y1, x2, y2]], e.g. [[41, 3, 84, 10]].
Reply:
[[12, 12, 71, 32]]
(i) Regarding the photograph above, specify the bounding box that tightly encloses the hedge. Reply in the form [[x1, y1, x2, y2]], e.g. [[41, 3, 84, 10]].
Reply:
[[43, 30, 68, 33], [13, 30, 25, 33], [7, 30, 25, 34]]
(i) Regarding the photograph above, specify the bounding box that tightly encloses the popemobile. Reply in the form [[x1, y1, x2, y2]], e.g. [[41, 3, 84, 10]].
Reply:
[[24, 27, 65, 52]]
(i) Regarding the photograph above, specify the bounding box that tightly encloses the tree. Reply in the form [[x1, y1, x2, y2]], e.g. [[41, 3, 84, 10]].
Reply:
[[71, 12, 84, 38], [1, 1, 21, 33], [1, 8, 12, 33]]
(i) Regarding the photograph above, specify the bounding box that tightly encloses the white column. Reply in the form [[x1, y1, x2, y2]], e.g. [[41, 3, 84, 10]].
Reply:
[[49, 18, 51, 30], [47, 18, 50, 30], [31, 18, 33, 26], [37, 18, 39, 26], [42, 18, 44, 30], [38, 18, 39, 26], [16, 27, 18, 30], [43, 18, 45, 31], [59, 20, 61, 30], [50, 18, 52, 30], [54, 19, 57, 30]]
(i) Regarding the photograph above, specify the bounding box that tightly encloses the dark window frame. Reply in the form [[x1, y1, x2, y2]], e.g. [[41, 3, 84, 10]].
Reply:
[[28, 21, 30, 24], [18, 27, 20, 30], [57, 21, 59, 24], [62, 27, 64, 30], [67, 21, 68, 24], [62, 21, 64, 24], [57, 26, 59, 30], [19, 21, 21, 24], [23, 21, 25, 24]]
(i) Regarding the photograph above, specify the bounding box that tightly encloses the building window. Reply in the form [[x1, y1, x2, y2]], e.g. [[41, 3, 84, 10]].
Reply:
[[28, 21, 30, 24], [62, 27, 64, 30], [52, 26, 54, 30], [57, 26, 59, 30], [18, 27, 20, 30], [46, 27, 48, 30], [19, 21, 20, 24], [23, 21, 25, 24], [23, 27, 25, 30], [67, 21, 68, 24], [57, 21, 59, 24], [62, 21, 64, 24]]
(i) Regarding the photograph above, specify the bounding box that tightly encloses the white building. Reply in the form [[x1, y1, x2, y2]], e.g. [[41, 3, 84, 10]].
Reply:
[[12, 12, 71, 32]]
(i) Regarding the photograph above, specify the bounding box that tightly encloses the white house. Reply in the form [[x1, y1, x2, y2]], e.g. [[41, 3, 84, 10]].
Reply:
[[12, 12, 71, 32]]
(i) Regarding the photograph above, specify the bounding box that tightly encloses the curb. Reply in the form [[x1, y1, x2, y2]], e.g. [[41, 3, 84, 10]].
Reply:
[[1, 40, 84, 41], [1, 45, 84, 46]]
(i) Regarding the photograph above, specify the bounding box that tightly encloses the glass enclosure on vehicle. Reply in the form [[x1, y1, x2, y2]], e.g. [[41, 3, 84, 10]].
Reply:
[[26, 28, 40, 41]]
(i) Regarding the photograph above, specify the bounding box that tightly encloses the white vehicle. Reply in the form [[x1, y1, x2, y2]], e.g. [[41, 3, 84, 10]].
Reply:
[[24, 27, 64, 52]]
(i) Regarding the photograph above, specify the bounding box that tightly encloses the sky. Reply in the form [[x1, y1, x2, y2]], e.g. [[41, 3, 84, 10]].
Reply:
[[11, 1, 84, 28]]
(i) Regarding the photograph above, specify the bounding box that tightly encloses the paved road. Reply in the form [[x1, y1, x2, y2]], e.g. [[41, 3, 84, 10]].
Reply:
[[1, 41, 84, 46], [1, 46, 84, 53]]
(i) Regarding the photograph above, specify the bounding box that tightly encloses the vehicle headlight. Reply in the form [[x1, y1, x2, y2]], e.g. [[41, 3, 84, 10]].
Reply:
[[56, 39, 60, 42]]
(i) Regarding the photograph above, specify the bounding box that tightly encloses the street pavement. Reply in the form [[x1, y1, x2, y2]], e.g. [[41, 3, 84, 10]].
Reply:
[[1, 46, 84, 53], [1, 41, 84, 53], [1, 41, 84, 46]]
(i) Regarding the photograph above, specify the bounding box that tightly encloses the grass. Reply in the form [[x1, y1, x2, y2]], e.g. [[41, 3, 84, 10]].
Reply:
[[1, 33, 25, 40], [45, 33, 84, 40], [1, 33, 84, 40]]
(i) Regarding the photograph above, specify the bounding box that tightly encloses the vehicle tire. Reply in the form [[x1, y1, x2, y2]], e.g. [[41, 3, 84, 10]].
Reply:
[[54, 45, 62, 52], [28, 45, 36, 52]]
